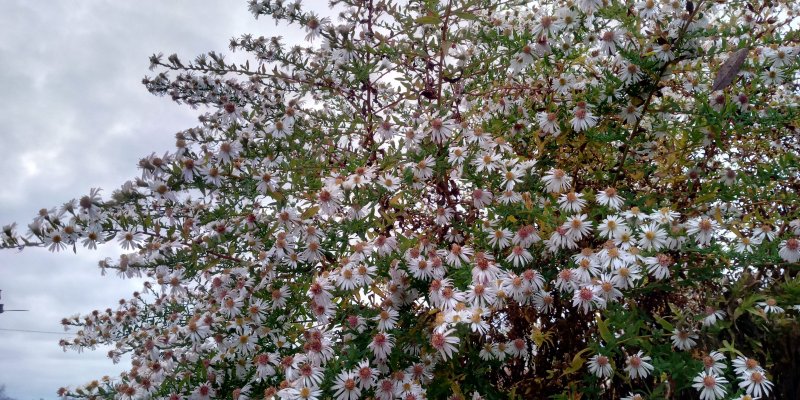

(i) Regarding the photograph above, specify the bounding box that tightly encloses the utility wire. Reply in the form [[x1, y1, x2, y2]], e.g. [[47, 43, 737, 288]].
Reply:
[[0, 328, 77, 335]]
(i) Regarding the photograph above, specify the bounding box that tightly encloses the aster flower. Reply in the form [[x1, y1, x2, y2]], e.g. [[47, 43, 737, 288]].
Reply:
[[619, 102, 643, 124], [374, 308, 399, 331], [595, 274, 623, 302], [702, 306, 726, 327], [533, 290, 555, 313], [702, 351, 727, 375], [598, 215, 627, 239], [432, 207, 454, 226], [536, 111, 561, 136], [558, 191, 586, 213], [693, 371, 728, 400], [409, 156, 435, 180], [611, 265, 642, 290], [625, 351, 654, 379], [426, 117, 455, 143], [192, 382, 216, 400], [465, 283, 497, 308], [686, 217, 719, 246], [635, 0, 659, 19], [778, 238, 800, 262], [587, 354, 613, 378], [643, 253, 673, 280], [367, 332, 395, 360], [498, 190, 523, 204], [505, 245, 533, 268], [438, 243, 473, 268], [570, 102, 598, 132], [757, 298, 784, 314], [487, 227, 512, 249], [332, 371, 361, 400], [671, 329, 698, 351], [430, 329, 460, 360], [472, 152, 502, 174], [512, 225, 541, 247], [734, 235, 761, 254], [500, 166, 524, 190], [739, 369, 773, 398], [563, 214, 593, 240], [542, 168, 572, 193], [572, 286, 606, 313], [638, 222, 668, 251], [471, 188, 493, 209], [596, 187, 625, 210], [619, 61, 643, 85], [448, 146, 467, 165]]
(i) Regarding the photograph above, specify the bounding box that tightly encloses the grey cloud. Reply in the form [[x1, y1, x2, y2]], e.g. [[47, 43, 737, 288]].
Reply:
[[0, 1, 282, 398]]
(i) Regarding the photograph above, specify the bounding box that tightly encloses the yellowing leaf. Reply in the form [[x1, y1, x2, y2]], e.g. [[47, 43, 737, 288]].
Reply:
[[300, 205, 320, 220], [415, 14, 441, 25]]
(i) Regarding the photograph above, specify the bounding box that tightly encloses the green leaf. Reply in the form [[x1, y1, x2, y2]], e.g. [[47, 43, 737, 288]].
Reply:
[[454, 11, 478, 21], [596, 315, 614, 343], [654, 315, 674, 332]]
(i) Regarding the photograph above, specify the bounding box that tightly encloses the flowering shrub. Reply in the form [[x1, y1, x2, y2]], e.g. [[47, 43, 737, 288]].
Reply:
[[3, 0, 800, 399]]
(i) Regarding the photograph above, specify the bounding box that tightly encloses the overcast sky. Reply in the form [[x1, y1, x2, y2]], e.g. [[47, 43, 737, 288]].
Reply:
[[0, 1, 307, 398]]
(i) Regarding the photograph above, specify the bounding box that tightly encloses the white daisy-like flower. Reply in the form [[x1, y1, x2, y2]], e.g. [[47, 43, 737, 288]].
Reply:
[[738, 369, 773, 398], [378, 174, 401, 191], [686, 217, 719, 246], [536, 111, 561, 136], [625, 351, 654, 380], [570, 102, 598, 132], [778, 237, 800, 263], [638, 222, 668, 251], [498, 190, 523, 204], [671, 329, 698, 351], [572, 286, 606, 313], [643, 253, 673, 280], [587, 354, 613, 378], [367, 332, 395, 360], [542, 168, 572, 193], [487, 227, 512, 249], [426, 117, 455, 143], [472, 152, 502, 174], [693, 371, 728, 400], [596, 187, 625, 210], [557, 191, 586, 213], [409, 156, 435, 180], [611, 264, 642, 290], [533, 290, 555, 313], [619, 61, 643, 85], [619, 103, 643, 124], [702, 306, 726, 327], [634, 0, 659, 19], [757, 298, 784, 314], [702, 351, 727, 375], [734, 235, 761, 254], [429, 329, 460, 360], [471, 188, 493, 209], [332, 370, 361, 400], [563, 214, 593, 240], [505, 245, 533, 268], [598, 215, 627, 239]]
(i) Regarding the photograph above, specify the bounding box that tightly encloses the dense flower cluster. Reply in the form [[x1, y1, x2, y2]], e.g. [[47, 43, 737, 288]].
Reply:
[[3, 0, 800, 399]]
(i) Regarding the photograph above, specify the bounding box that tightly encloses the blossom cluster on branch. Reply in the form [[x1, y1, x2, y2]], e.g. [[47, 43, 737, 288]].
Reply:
[[3, 0, 800, 399]]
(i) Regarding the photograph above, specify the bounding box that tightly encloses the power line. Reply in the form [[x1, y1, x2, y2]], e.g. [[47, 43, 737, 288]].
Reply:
[[0, 328, 76, 335]]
